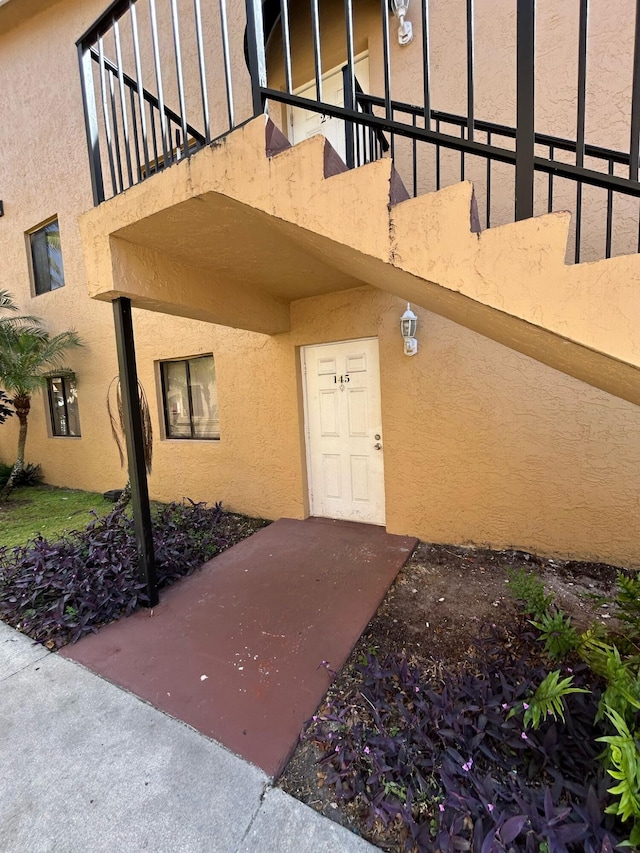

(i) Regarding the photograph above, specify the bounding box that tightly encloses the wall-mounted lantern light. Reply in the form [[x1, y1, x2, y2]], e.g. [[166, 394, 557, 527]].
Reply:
[[390, 0, 413, 45], [400, 303, 418, 356]]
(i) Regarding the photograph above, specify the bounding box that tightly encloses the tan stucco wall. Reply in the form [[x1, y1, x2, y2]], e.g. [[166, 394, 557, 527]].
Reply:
[[291, 288, 640, 565], [1, 0, 640, 566], [112, 285, 640, 567], [0, 0, 119, 488]]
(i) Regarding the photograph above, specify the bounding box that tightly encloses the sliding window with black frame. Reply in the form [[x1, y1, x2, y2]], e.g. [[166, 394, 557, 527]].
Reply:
[[160, 355, 219, 440], [29, 218, 65, 296], [47, 375, 80, 437]]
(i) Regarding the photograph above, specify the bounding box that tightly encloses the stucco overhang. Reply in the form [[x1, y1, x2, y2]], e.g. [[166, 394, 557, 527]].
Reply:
[[79, 115, 640, 405], [0, 0, 63, 33], [106, 191, 368, 336]]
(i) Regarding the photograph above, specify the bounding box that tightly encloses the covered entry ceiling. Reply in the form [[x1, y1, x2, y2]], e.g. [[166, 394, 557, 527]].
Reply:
[[114, 191, 366, 305]]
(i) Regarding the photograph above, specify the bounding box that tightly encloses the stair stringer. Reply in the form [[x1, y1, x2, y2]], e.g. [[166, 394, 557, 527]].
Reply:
[[202, 118, 640, 394], [260, 207, 640, 406], [192, 125, 398, 263], [78, 115, 640, 404], [390, 182, 640, 375], [254, 125, 640, 405]]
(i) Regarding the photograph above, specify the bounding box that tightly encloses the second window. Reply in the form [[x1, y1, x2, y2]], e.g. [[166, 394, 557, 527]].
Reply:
[[160, 355, 219, 440], [47, 375, 81, 437], [29, 218, 65, 296]]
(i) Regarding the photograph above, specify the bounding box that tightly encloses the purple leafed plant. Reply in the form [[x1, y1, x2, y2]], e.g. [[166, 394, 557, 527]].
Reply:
[[307, 626, 619, 852], [0, 500, 228, 647]]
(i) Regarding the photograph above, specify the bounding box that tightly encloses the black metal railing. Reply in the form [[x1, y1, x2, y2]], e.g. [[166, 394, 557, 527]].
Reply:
[[95, 49, 205, 192], [78, 0, 640, 263], [77, 0, 245, 204]]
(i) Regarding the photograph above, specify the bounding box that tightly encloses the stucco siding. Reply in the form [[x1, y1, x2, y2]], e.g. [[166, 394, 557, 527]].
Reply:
[[1, 0, 640, 565]]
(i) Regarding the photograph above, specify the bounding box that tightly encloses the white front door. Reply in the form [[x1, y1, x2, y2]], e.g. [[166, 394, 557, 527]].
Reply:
[[289, 55, 370, 163], [302, 338, 385, 525]]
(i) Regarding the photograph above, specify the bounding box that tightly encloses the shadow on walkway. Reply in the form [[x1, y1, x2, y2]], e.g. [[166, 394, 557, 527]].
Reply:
[[61, 517, 416, 777]]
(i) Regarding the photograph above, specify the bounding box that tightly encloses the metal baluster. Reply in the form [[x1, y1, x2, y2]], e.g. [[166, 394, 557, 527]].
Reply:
[[548, 144, 554, 212], [631, 0, 640, 180], [129, 87, 143, 183], [130, 1, 150, 177], [343, 65, 355, 169], [148, 0, 169, 167], [219, 0, 235, 129], [460, 125, 465, 180], [310, 0, 323, 102], [515, 0, 535, 221], [170, 0, 189, 158], [108, 66, 125, 193], [436, 117, 441, 190], [574, 0, 588, 262], [281, 0, 293, 93], [486, 131, 491, 228], [344, 0, 355, 117], [390, 113, 395, 161], [149, 104, 159, 173], [98, 36, 117, 197], [77, 40, 105, 204], [113, 18, 134, 188], [381, 0, 392, 120], [412, 114, 418, 197], [245, 0, 267, 115], [466, 0, 475, 142], [605, 159, 614, 258], [422, 0, 431, 130], [194, 0, 211, 140]]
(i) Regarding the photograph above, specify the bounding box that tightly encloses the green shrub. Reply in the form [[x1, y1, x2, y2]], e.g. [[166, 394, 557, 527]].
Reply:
[[506, 567, 554, 620], [615, 571, 640, 643], [530, 609, 580, 661], [509, 563, 640, 848], [580, 635, 640, 723], [598, 706, 640, 848], [521, 669, 588, 729], [0, 462, 43, 488]]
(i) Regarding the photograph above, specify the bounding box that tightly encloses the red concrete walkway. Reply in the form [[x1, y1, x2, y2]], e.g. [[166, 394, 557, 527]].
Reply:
[[61, 517, 416, 777]]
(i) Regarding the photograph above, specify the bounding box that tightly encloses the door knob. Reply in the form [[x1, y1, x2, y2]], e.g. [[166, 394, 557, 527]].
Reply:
[[374, 442, 382, 450]]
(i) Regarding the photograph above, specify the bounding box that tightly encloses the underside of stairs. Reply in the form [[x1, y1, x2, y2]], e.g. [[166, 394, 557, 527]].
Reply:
[[79, 115, 640, 407]]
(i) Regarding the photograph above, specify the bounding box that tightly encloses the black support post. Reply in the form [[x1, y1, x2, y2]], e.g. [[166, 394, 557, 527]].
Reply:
[[112, 297, 158, 607], [515, 0, 535, 221]]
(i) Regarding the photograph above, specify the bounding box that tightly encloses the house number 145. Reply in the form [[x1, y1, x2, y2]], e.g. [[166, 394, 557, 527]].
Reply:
[[333, 375, 350, 384]]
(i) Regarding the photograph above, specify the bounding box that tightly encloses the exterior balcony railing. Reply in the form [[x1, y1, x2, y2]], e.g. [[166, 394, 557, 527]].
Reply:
[[78, 0, 640, 263]]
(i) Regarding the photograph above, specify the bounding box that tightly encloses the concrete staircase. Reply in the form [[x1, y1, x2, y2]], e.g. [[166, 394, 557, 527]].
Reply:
[[80, 115, 640, 406]]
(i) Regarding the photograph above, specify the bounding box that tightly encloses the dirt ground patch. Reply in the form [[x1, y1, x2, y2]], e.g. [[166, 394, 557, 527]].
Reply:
[[278, 542, 622, 849]]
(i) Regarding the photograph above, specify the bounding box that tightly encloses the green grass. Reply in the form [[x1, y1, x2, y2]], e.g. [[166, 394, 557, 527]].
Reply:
[[0, 486, 111, 549]]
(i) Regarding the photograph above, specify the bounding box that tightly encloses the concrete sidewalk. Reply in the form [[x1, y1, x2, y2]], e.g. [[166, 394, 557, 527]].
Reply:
[[0, 624, 376, 853]]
